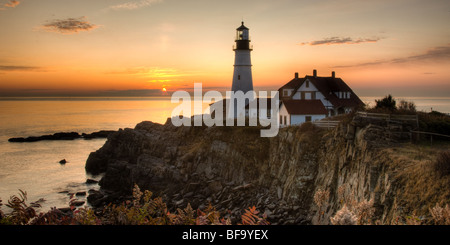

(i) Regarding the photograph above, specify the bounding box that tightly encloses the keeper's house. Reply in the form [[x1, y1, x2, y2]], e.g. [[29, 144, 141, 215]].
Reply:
[[278, 70, 364, 127]]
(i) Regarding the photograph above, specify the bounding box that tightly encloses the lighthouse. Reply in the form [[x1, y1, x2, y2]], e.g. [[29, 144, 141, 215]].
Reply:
[[231, 22, 254, 94]]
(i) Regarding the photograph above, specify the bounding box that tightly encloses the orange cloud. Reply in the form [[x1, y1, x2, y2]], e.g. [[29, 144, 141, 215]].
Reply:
[[4, 0, 20, 8]]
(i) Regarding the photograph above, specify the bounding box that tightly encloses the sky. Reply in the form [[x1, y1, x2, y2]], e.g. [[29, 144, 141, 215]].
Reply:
[[0, 0, 449, 97]]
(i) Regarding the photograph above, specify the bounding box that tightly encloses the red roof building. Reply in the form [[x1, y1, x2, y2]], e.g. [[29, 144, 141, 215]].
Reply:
[[278, 70, 364, 126]]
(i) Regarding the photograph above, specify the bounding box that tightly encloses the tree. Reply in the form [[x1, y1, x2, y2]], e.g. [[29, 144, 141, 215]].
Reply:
[[375, 94, 396, 111], [397, 99, 416, 112]]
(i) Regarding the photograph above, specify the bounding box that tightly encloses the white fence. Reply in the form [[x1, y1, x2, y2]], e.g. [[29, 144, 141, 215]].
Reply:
[[312, 120, 340, 129], [356, 111, 418, 122]]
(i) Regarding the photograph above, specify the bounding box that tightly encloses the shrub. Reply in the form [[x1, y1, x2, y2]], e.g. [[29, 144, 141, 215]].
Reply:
[[239, 206, 269, 225], [0, 185, 269, 225], [375, 94, 396, 111], [418, 111, 450, 136], [330, 205, 357, 225], [4, 190, 41, 225], [397, 99, 416, 113], [313, 188, 330, 224], [429, 203, 450, 225], [353, 199, 375, 225], [103, 184, 268, 225]]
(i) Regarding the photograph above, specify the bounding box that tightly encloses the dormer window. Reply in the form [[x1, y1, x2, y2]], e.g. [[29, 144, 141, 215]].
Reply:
[[306, 80, 309, 88]]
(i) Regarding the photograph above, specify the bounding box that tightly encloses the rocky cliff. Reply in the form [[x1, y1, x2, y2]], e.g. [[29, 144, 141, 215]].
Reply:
[[85, 115, 448, 225]]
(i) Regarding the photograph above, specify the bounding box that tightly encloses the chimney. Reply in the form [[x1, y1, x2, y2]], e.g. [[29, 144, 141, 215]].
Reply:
[[295, 72, 299, 79], [313, 69, 317, 77], [332, 71, 335, 78]]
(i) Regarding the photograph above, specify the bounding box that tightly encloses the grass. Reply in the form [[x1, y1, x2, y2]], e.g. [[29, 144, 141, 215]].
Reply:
[[382, 142, 450, 222]]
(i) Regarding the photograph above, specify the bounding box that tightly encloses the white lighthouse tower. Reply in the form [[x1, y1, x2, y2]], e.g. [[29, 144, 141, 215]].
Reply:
[[231, 22, 254, 94]]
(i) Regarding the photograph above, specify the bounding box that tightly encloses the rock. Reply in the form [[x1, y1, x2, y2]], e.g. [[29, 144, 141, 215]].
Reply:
[[86, 179, 99, 184], [87, 191, 105, 206], [70, 200, 85, 206], [8, 130, 115, 143], [59, 159, 67, 164], [184, 192, 194, 198], [174, 199, 184, 206], [82, 130, 116, 139], [85, 152, 108, 175], [58, 207, 72, 213], [76, 191, 86, 196], [83, 117, 440, 225], [283, 219, 295, 225], [9, 132, 80, 142]]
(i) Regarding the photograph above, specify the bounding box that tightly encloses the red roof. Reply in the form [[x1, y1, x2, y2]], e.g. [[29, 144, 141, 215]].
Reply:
[[278, 75, 364, 108], [282, 100, 327, 115]]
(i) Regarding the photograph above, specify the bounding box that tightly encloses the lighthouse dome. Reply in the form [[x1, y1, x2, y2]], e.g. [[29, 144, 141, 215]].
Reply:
[[236, 21, 249, 30]]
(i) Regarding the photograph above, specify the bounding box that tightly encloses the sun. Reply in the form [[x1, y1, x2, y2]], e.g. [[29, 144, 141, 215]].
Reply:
[[162, 87, 167, 92]]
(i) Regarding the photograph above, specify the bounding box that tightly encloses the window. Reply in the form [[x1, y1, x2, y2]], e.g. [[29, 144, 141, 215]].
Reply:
[[305, 116, 312, 122], [280, 115, 283, 125], [238, 75, 241, 80], [284, 116, 287, 125], [237, 31, 243, 40], [306, 80, 309, 88], [283, 90, 288, 96], [305, 92, 311, 100]]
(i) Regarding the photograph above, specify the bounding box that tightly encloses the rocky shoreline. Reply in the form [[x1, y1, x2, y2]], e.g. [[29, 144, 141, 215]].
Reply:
[[8, 130, 116, 142], [83, 114, 423, 225]]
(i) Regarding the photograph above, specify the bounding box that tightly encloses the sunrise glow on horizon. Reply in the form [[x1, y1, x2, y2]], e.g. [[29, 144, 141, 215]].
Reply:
[[1, 0, 449, 97]]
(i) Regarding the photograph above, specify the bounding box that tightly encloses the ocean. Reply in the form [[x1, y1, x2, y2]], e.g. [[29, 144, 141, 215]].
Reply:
[[0, 96, 449, 213]]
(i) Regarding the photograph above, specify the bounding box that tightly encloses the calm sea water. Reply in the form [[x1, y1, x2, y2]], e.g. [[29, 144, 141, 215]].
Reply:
[[0, 97, 179, 213], [0, 96, 449, 213]]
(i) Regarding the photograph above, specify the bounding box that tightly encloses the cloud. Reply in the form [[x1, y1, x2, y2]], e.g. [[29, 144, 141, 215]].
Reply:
[[333, 44, 450, 68], [300, 36, 382, 46], [0, 65, 43, 72], [109, 0, 163, 11], [106, 66, 201, 78], [4, 0, 20, 8], [391, 45, 450, 63], [40, 17, 98, 34], [105, 66, 203, 85], [0, 89, 165, 97]]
